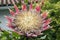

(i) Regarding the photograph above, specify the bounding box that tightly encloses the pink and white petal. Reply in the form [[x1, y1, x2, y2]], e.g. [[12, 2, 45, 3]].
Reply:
[[9, 8, 15, 16], [6, 22, 14, 28], [11, 0, 19, 13], [5, 16, 13, 22], [42, 23, 50, 29], [42, 25, 50, 31], [43, 18, 51, 23], [22, 4, 27, 11], [43, 18, 51, 26], [26, 33, 37, 37], [26, 33, 32, 37], [29, 3, 33, 10], [34, 30, 41, 35], [43, 18, 51, 24], [14, 4, 19, 13], [31, 34, 37, 37], [35, 5, 41, 12], [41, 11, 49, 19], [43, 19, 51, 26]]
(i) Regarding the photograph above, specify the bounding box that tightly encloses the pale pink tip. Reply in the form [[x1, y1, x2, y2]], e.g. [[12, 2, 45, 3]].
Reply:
[[22, 4, 27, 10], [36, 6, 41, 12], [9, 8, 15, 16], [26, 33, 37, 37], [29, 3, 33, 10], [44, 18, 51, 23], [7, 22, 13, 28], [32, 34, 37, 37], [5, 16, 13, 22], [41, 11, 49, 19], [42, 25, 50, 31], [26, 33, 32, 37], [14, 4, 19, 13], [43, 19, 51, 26]]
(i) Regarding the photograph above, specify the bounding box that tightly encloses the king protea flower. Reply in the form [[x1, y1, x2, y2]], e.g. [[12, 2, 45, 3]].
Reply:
[[5, 2, 51, 37]]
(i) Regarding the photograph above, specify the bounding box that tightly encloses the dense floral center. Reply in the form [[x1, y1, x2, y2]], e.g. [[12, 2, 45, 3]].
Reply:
[[14, 11, 42, 33]]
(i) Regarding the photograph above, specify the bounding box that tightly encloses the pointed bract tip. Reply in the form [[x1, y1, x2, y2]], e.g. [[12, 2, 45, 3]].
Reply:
[[14, 4, 19, 13], [43, 18, 51, 24], [8, 8, 15, 16], [32, 34, 37, 37], [36, 4, 41, 12], [5, 16, 13, 22], [41, 11, 49, 19], [29, 3, 33, 10], [6, 22, 12, 28], [22, 4, 27, 11], [42, 25, 50, 31]]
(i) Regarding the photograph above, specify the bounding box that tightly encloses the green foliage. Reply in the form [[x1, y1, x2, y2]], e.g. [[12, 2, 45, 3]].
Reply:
[[42, 0, 60, 40]]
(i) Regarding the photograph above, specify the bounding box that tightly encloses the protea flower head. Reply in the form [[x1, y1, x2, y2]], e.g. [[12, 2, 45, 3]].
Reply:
[[5, 1, 51, 37]]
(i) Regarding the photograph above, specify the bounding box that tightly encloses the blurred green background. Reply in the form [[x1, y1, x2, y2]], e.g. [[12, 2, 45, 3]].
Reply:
[[0, 0, 60, 40]]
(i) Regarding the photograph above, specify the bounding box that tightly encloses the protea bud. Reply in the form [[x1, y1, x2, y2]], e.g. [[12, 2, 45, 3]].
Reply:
[[5, 1, 51, 37]]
